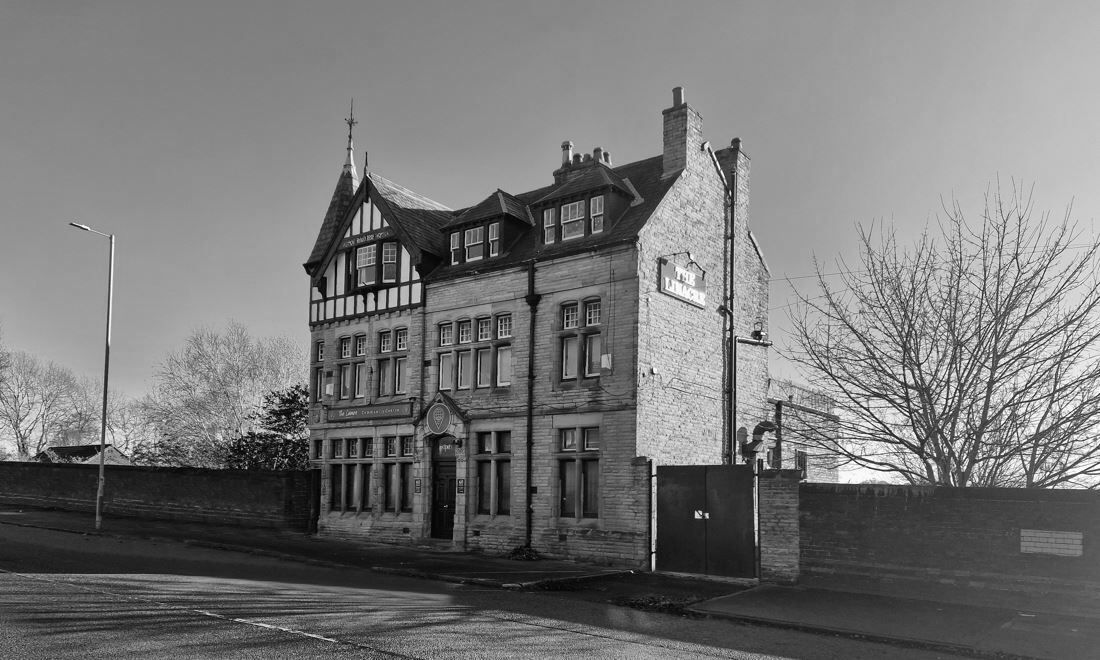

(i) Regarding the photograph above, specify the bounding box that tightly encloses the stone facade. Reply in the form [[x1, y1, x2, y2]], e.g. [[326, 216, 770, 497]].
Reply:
[[303, 88, 770, 567]]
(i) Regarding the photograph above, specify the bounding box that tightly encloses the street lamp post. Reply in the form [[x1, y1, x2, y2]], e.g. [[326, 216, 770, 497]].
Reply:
[[69, 222, 114, 531]]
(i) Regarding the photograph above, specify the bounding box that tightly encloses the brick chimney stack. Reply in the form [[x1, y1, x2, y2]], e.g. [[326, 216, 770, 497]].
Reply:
[[662, 86, 705, 179]]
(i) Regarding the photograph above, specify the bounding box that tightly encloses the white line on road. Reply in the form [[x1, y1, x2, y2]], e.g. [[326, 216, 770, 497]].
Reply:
[[0, 568, 418, 658]]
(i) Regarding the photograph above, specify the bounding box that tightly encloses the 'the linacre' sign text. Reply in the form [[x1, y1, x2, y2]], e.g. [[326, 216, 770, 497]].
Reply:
[[658, 259, 706, 308]]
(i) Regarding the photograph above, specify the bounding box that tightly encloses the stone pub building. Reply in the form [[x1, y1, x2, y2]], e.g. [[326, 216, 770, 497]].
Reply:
[[303, 87, 770, 566]]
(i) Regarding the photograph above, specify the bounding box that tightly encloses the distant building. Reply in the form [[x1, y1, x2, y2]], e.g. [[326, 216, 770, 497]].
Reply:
[[34, 444, 132, 466], [766, 378, 841, 483], [303, 88, 770, 566]]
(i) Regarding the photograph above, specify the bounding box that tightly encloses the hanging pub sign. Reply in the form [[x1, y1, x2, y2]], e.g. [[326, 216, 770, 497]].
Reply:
[[658, 258, 706, 308]]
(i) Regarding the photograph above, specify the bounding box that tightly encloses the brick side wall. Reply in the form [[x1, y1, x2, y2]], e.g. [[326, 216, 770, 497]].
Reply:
[[728, 148, 771, 444], [759, 469, 801, 583], [0, 462, 312, 530], [800, 484, 1100, 594]]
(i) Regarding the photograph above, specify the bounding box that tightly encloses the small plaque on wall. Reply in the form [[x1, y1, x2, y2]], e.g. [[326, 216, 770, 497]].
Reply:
[[457, 478, 465, 494], [414, 478, 422, 494]]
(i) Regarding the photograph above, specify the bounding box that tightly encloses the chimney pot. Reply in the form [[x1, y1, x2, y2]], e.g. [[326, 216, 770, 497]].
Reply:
[[561, 140, 574, 165], [603, 151, 612, 165], [573, 153, 582, 165], [672, 86, 685, 107], [593, 147, 603, 163]]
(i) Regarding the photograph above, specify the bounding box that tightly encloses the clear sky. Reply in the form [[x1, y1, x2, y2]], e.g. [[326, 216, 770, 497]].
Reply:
[[2, 1, 1098, 397]]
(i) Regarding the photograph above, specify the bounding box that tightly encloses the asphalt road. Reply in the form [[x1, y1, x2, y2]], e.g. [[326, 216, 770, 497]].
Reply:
[[0, 525, 968, 659]]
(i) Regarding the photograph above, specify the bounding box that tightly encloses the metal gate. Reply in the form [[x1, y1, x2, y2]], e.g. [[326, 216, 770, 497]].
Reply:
[[655, 465, 755, 577]]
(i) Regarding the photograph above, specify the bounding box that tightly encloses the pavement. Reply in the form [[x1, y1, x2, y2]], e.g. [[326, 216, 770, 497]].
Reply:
[[2, 505, 1097, 660]]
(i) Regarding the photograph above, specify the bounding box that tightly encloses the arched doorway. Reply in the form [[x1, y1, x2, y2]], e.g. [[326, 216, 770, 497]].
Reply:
[[430, 435, 459, 539]]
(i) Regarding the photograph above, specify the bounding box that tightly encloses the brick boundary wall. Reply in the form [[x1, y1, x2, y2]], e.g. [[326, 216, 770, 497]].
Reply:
[[798, 483, 1100, 597], [0, 461, 313, 531], [758, 469, 802, 583]]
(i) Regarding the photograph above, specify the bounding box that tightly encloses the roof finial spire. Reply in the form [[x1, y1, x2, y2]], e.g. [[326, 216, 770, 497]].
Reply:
[[343, 99, 359, 185]]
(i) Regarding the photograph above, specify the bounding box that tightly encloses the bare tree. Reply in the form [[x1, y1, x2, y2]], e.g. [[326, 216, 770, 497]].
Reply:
[[0, 329, 10, 460], [0, 352, 79, 460], [787, 183, 1100, 488], [142, 321, 304, 467], [52, 376, 156, 461]]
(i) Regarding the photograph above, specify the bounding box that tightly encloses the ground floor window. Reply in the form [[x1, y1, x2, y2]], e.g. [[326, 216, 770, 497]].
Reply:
[[474, 430, 511, 515], [381, 435, 415, 513], [329, 458, 373, 514], [556, 427, 599, 519]]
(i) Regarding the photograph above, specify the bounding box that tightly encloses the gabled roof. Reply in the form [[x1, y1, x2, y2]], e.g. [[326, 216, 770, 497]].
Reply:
[[303, 171, 453, 279], [533, 163, 631, 205], [445, 190, 532, 229]]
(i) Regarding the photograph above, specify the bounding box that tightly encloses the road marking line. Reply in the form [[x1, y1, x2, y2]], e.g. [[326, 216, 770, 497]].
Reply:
[[0, 568, 417, 658]]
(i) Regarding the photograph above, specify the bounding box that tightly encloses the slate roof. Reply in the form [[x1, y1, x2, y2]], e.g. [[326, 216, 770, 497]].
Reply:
[[303, 171, 452, 278], [532, 163, 631, 204], [446, 190, 532, 228], [367, 172, 453, 261], [304, 170, 358, 274], [427, 155, 674, 281], [305, 151, 679, 283]]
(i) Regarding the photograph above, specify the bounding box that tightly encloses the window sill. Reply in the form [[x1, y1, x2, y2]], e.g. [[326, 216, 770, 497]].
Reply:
[[554, 517, 601, 528]]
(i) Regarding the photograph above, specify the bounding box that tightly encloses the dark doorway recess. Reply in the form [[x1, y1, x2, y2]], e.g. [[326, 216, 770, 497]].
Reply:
[[431, 436, 458, 539]]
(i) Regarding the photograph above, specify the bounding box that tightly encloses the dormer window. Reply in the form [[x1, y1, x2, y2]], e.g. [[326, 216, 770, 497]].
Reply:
[[591, 195, 604, 233], [543, 209, 556, 244], [450, 232, 461, 265], [465, 226, 485, 261], [561, 201, 585, 240], [356, 245, 377, 286], [488, 222, 500, 257]]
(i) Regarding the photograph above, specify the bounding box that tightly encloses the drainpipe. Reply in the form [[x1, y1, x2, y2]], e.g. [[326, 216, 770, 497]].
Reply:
[[524, 261, 542, 547], [721, 161, 733, 464], [722, 139, 740, 465], [418, 269, 428, 421]]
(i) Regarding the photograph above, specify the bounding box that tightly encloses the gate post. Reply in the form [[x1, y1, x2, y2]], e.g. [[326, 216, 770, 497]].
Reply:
[[758, 469, 802, 584]]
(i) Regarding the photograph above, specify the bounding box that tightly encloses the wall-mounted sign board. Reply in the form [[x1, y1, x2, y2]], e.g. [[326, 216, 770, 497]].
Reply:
[[658, 259, 706, 308]]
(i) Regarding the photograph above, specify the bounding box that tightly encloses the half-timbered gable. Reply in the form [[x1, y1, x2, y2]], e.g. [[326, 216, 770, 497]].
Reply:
[[305, 174, 451, 324]]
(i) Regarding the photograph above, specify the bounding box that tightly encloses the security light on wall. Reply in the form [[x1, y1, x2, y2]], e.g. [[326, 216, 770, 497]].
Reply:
[[750, 321, 767, 342]]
